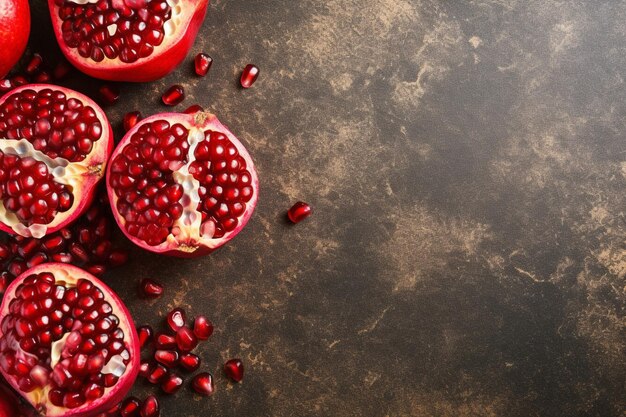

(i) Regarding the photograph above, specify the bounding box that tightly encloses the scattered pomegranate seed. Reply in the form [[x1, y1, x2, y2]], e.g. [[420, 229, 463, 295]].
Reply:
[[34, 71, 52, 83], [240, 64, 259, 88], [99, 85, 120, 105], [155, 333, 177, 349], [179, 353, 201, 372], [193, 315, 213, 340], [147, 364, 168, 384], [120, 397, 141, 417], [11, 75, 28, 86], [53, 61, 71, 80], [155, 350, 179, 368], [123, 111, 143, 132], [137, 325, 153, 348], [25, 54, 43, 75], [161, 373, 183, 394], [192, 372, 215, 396], [162, 85, 185, 106], [139, 361, 151, 377], [224, 358, 244, 382], [176, 326, 198, 352], [140, 278, 163, 298], [140, 395, 160, 417], [183, 104, 204, 114], [287, 201, 312, 224], [0, 79, 12, 93], [166, 308, 186, 331], [194, 53, 213, 76]]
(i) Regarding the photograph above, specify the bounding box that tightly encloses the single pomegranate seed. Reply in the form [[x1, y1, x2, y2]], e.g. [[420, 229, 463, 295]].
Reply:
[[193, 315, 213, 340], [166, 308, 186, 331], [179, 353, 201, 372], [25, 54, 43, 75], [161, 85, 185, 106], [147, 364, 168, 384], [11, 75, 28, 86], [140, 279, 163, 298], [53, 61, 72, 80], [99, 85, 120, 105], [183, 104, 204, 114], [34, 71, 52, 83], [123, 111, 143, 132], [192, 372, 215, 396], [108, 250, 129, 267], [161, 373, 183, 394], [155, 333, 177, 349], [194, 53, 213, 76], [240, 64, 259, 88], [154, 349, 179, 368], [287, 202, 312, 224], [224, 358, 244, 382], [120, 397, 141, 417], [137, 325, 153, 348], [176, 326, 198, 352], [139, 361, 151, 377], [140, 395, 160, 417], [0, 79, 12, 93]]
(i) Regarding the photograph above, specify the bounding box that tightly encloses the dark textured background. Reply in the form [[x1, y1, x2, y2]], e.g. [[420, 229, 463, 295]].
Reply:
[[19, 0, 626, 415]]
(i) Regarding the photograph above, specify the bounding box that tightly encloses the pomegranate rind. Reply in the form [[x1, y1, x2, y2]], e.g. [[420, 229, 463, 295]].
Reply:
[[47, 0, 209, 82], [107, 112, 259, 257], [0, 263, 140, 417], [0, 0, 30, 79], [0, 84, 113, 238]]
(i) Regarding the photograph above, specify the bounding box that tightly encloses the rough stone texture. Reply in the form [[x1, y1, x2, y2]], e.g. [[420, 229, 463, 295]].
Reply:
[[14, 0, 626, 416]]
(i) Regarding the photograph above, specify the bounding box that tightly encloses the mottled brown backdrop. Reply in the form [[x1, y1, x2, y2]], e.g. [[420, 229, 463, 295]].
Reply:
[[19, 0, 626, 416]]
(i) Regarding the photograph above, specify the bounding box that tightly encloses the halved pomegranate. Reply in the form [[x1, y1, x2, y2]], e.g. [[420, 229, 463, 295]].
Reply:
[[48, 0, 209, 82], [0, 263, 140, 417], [0, 84, 113, 238], [107, 112, 258, 257]]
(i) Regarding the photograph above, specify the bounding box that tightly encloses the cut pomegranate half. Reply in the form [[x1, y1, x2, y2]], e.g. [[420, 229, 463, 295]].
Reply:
[[48, 0, 210, 82], [107, 112, 259, 257], [0, 84, 113, 239], [0, 263, 140, 417]]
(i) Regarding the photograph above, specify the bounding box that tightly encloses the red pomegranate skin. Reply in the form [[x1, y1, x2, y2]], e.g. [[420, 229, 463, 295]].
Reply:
[[0, 0, 30, 78], [48, 0, 209, 82]]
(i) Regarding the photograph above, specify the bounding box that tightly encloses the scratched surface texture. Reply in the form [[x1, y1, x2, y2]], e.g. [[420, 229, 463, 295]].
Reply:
[[19, 0, 626, 416]]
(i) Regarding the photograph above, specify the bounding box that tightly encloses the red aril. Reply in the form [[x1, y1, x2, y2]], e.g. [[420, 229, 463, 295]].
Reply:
[[119, 396, 140, 417], [98, 85, 120, 106], [0, 263, 140, 417], [0, 0, 30, 79], [154, 350, 178, 368], [240, 64, 259, 89], [191, 372, 213, 396], [193, 315, 212, 340], [107, 112, 259, 257], [166, 308, 185, 332], [139, 395, 159, 417], [224, 359, 243, 382], [154, 333, 176, 350], [48, 0, 209, 82], [178, 353, 200, 372], [161, 85, 184, 106], [138, 361, 150, 377], [123, 112, 142, 133], [25, 55, 43, 76], [287, 202, 311, 224], [0, 84, 113, 239], [183, 104, 203, 115], [137, 326, 153, 348], [175, 327, 197, 352], [160, 373, 182, 394], [139, 279, 163, 298], [146, 365, 167, 385], [194, 54, 212, 77]]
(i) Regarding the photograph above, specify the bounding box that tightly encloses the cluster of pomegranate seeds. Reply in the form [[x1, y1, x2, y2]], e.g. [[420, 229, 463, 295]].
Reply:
[[0, 153, 73, 226], [287, 201, 312, 224], [0, 273, 132, 409], [0, 54, 71, 95], [161, 85, 185, 106], [140, 279, 163, 298], [224, 359, 244, 383], [99, 85, 120, 106], [240, 64, 259, 89], [194, 53, 212, 77], [123, 111, 142, 132], [0, 192, 128, 293], [0, 87, 104, 161], [55, 0, 171, 63]]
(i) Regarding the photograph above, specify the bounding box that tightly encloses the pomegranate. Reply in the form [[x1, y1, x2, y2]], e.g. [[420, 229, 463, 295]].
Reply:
[[48, 0, 209, 82], [0, 84, 113, 239], [0, 0, 30, 79], [107, 112, 259, 257], [0, 263, 140, 416]]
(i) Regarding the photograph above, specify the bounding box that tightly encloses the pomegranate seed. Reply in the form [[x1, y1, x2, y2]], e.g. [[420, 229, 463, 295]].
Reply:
[[147, 364, 168, 384], [287, 201, 312, 224], [120, 396, 141, 417], [183, 104, 204, 114], [11, 75, 28, 86], [140, 395, 160, 417], [155, 349, 179, 368], [194, 53, 213, 76], [240, 64, 259, 88], [161, 372, 183, 394], [0, 79, 12, 93], [123, 111, 142, 132], [176, 326, 198, 352], [137, 325, 153, 348], [179, 353, 200, 372], [193, 315, 213, 340], [99, 85, 120, 105], [108, 250, 129, 267], [161, 85, 185, 106], [25, 54, 43, 75], [224, 358, 244, 382], [140, 279, 163, 298], [53, 61, 71, 80], [34, 71, 52, 83], [139, 361, 151, 377], [166, 308, 186, 331], [155, 333, 176, 349], [191, 372, 215, 396]]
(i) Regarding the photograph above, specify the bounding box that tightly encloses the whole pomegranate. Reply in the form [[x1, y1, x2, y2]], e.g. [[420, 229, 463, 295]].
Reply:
[[107, 111, 258, 257], [48, 0, 209, 82], [0, 0, 30, 79], [0, 84, 113, 238], [0, 263, 140, 417]]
